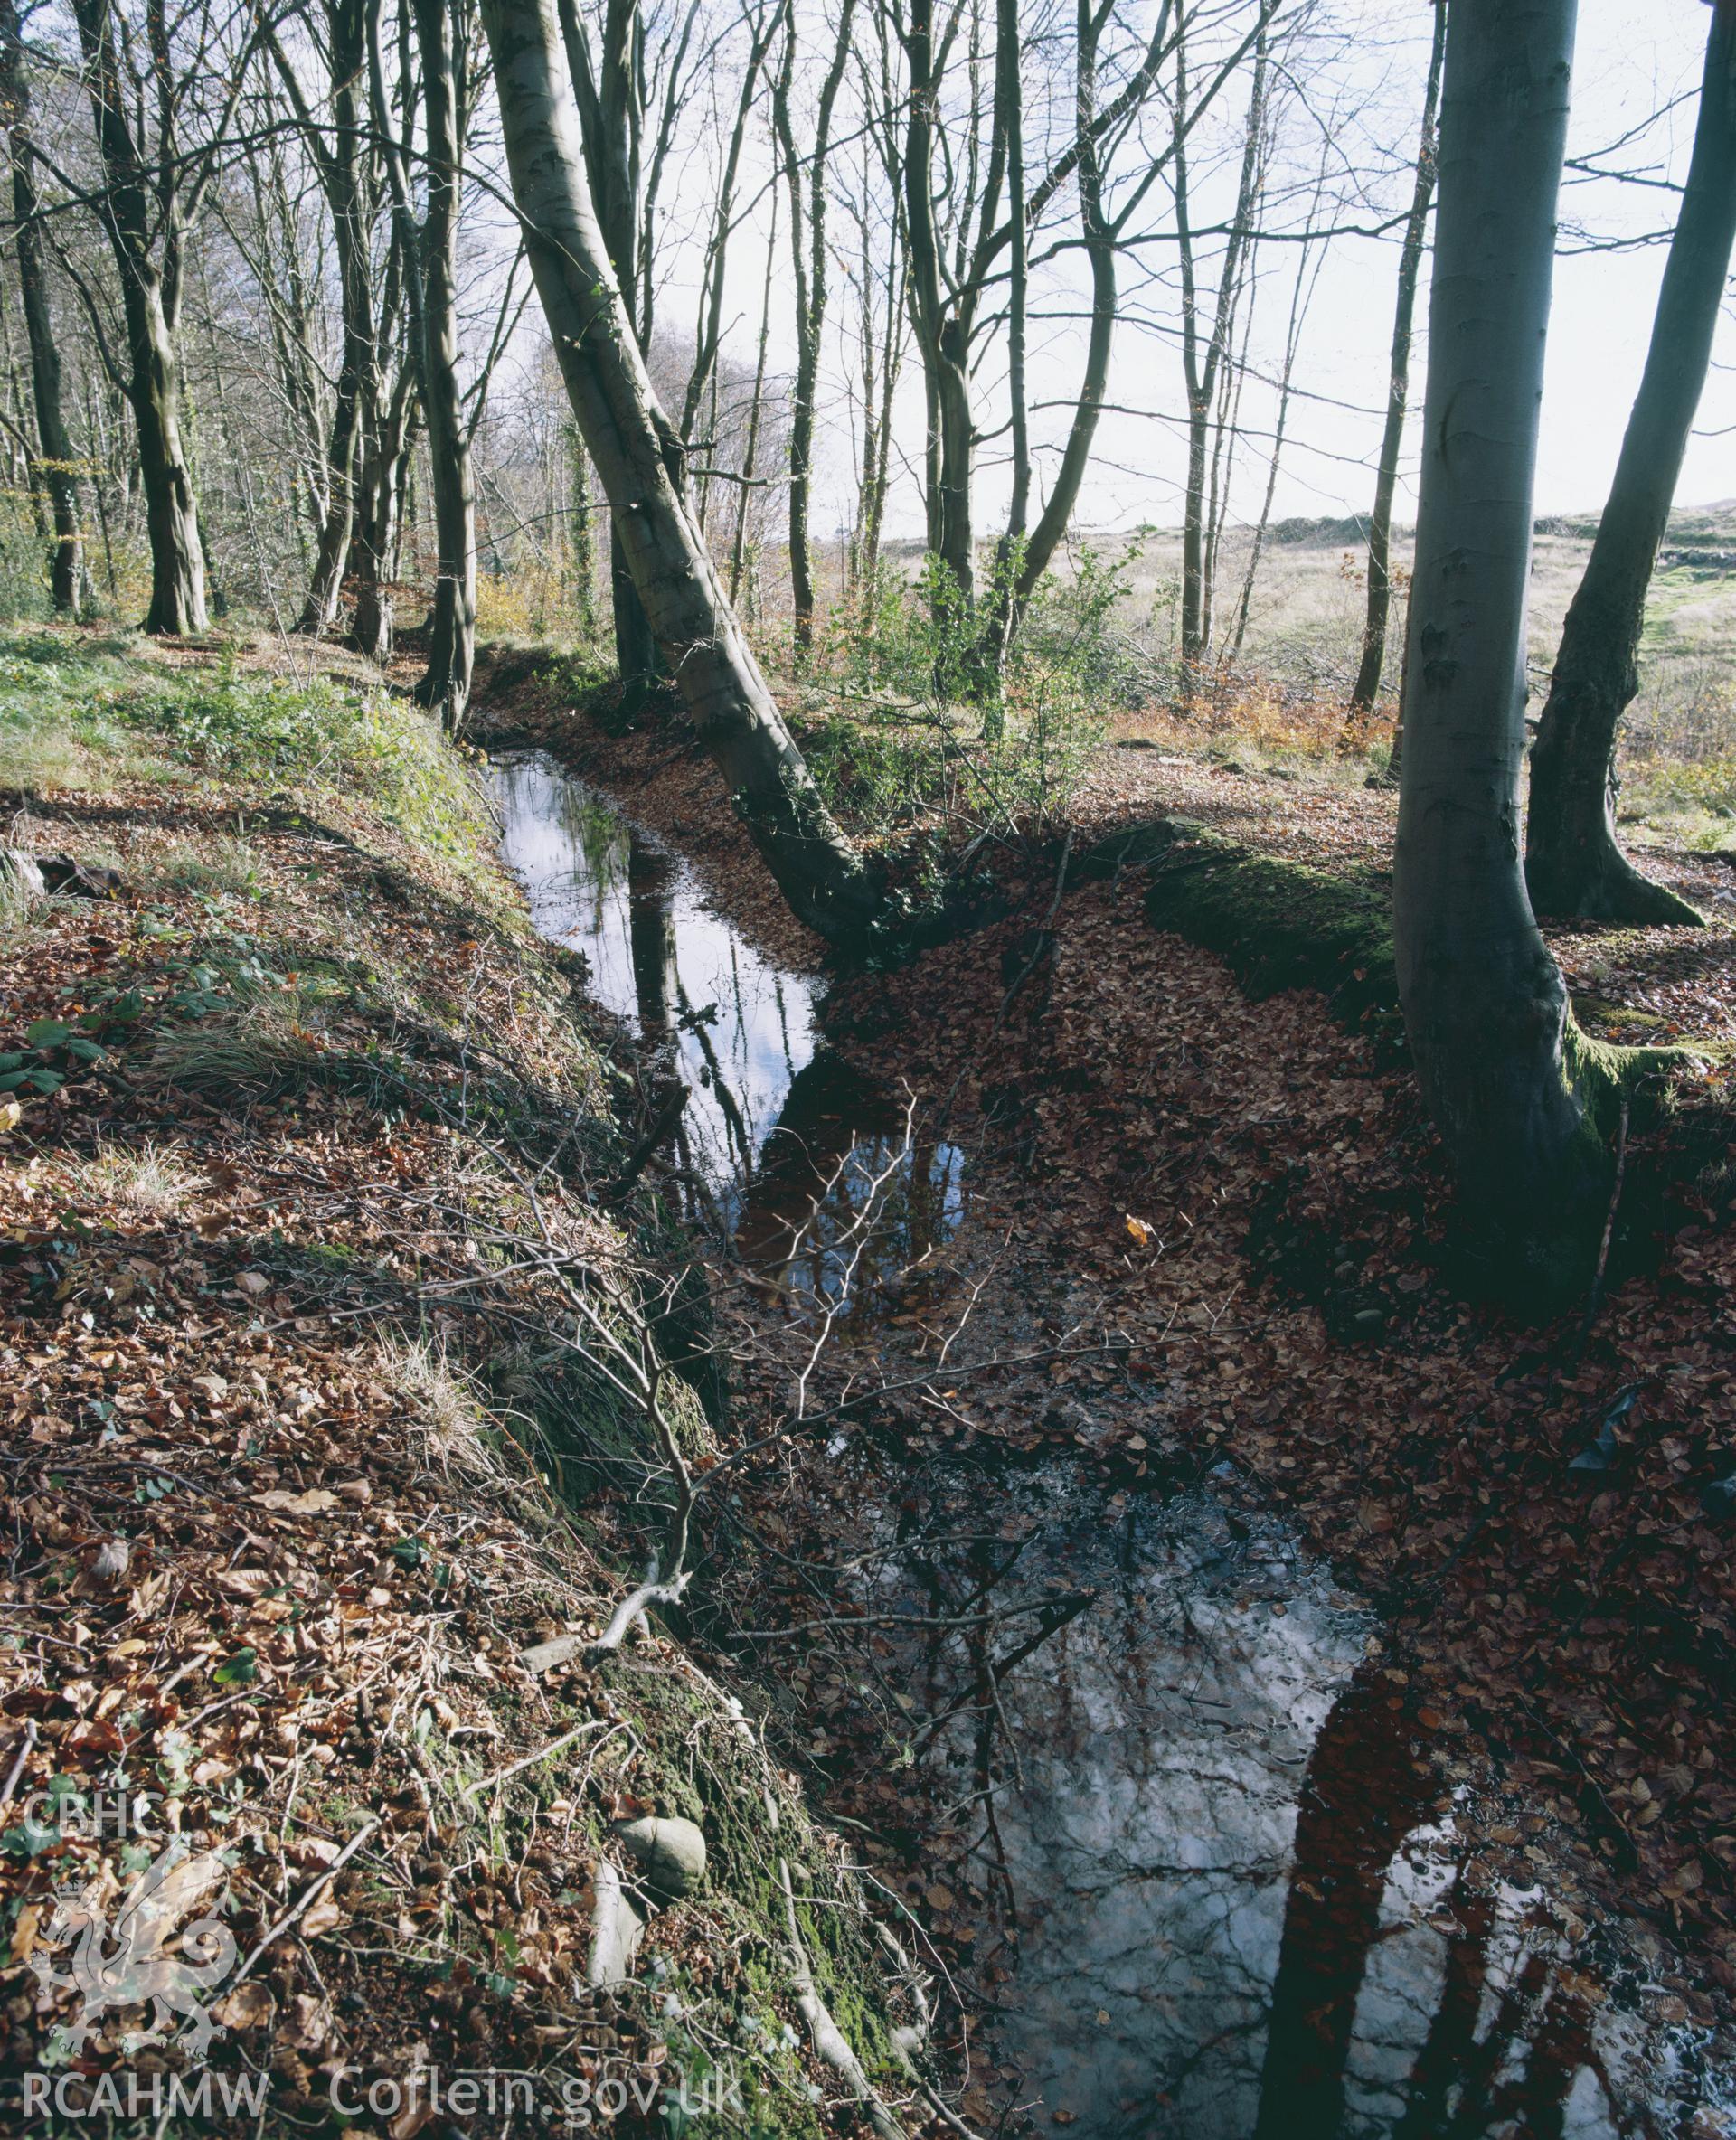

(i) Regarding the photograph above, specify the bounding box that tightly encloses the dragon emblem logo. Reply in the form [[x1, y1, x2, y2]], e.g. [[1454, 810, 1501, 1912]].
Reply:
[[29, 1842, 239, 2054]]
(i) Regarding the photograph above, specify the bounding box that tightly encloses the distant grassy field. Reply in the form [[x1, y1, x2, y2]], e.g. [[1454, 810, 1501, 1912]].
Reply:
[[1017, 510, 1736, 842]]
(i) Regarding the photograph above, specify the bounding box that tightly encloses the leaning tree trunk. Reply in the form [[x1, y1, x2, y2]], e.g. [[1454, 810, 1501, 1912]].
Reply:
[[0, 0, 85, 616], [1394, 0, 1610, 1300], [1349, 0, 1446, 721], [1523, 11, 1736, 927], [410, 0, 476, 729], [480, 0, 881, 946]]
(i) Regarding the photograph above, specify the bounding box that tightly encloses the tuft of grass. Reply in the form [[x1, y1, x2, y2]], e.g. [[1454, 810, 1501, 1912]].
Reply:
[[0, 845, 44, 932], [141, 991, 335, 1102], [69, 1139, 198, 1215], [146, 835, 264, 899], [379, 1336, 506, 1479]]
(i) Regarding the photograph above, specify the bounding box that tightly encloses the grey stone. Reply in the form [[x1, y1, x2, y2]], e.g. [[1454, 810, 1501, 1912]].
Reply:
[[615, 1815, 707, 1900], [0, 851, 45, 903]]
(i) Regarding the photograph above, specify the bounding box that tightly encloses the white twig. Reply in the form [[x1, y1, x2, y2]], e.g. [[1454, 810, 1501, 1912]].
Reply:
[[781, 1858, 903, 2139]]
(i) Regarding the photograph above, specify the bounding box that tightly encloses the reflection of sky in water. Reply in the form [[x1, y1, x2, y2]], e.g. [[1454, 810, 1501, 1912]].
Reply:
[[492, 753, 1729, 2135], [874, 1472, 1731, 2139], [491, 751, 816, 1188], [490, 752, 963, 1285]]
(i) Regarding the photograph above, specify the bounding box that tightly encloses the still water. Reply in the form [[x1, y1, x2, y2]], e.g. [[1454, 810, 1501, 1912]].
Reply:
[[491, 749, 964, 1295], [493, 749, 1732, 2139]]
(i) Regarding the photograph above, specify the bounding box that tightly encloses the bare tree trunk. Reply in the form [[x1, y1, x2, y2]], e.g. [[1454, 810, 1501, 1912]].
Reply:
[[481, 0, 881, 945], [1350, 0, 1446, 719], [1394, 0, 1608, 1298], [561, 0, 661, 691], [903, 0, 980, 619], [272, 0, 373, 636], [70, 0, 207, 636], [353, 357, 412, 662], [1175, 14, 1266, 669], [1522, 6, 1735, 928], [983, 0, 1118, 674], [978, 0, 1028, 719], [730, 186, 777, 609], [774, 0, 854, 661], [405, 0, 476, 728], [1, 0, 86, 616]]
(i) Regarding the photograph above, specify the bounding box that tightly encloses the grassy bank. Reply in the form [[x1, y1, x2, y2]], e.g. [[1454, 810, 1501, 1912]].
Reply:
[[0, 627, 908, 2136]]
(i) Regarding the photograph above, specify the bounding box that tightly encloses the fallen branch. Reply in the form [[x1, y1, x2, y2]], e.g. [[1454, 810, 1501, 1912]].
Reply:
[[460, 1718, 616, 1802], [521, 1568, 693, 1677], [780, 1858, 903, 2140]]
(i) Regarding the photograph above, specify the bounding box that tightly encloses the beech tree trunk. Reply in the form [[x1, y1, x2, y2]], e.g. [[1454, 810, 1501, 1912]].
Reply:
[[1349, 0, 1445, 720], [1522, 8, 1736, 927], [1, 0, 86, 616], [561, 0, 660, 690], [280, 0, 372, 636], [480, 0, 882, 946], [69, 0, 206, 636], [774, 0, 854, 661], [903, 0, 978, 619], [410, 0, 476, 729], [1393, 0, 1609, 1296]]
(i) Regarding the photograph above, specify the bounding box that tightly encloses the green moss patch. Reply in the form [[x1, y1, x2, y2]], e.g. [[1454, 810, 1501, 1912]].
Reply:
[[1083, 815, 1399, 1039]]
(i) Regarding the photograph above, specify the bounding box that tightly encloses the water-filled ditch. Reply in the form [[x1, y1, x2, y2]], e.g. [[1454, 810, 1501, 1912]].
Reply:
[[492, 747, 1731, 2139]]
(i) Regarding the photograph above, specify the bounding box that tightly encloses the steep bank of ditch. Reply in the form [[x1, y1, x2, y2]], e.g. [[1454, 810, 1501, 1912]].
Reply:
[[0, 628, 915, 2137]]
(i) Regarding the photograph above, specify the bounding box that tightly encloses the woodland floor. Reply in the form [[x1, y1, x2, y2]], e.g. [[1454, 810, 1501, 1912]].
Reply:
[[3, 628, 1734, 2137], [0, 629, 919, 2137]]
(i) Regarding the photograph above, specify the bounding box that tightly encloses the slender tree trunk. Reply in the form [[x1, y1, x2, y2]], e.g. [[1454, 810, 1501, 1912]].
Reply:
[[69, 0, 206, 636], [979, 0, 1027, 720], [1175, 19, 1266, 670], [1, 0, 86, 616], [561, 0, 661, 689], [290, 0, 372, 636], [904, 0, 978, 619], [731, 187, 778, 609], [410, 0, 476, 729], [1394, 0, 1609, 1298], [981, 0, 1117, 680], [353, 361, 411, 662], [1350, 0, 1446, 719], [481, 0, 882, 945], [1523, 11, 1735, 927], [774, 0, 854, 661]]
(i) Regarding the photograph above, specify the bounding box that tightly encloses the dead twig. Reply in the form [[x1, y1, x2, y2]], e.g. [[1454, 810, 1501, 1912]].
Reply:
[[231, 1817, 381, 1988]]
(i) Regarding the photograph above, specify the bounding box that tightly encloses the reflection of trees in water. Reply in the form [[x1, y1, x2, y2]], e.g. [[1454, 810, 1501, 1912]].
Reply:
[[1255, 1667, 1442, 2138], [627, 834, 676, 1042], [858, 1481, 1630, 2139], [734, 1048, 962, 1317], [1252, 1667, 1601, 2140]]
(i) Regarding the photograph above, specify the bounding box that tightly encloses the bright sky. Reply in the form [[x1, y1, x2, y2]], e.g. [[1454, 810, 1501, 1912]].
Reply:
[[505, 2, 1729, 542], [797, 0, 1735, 538]]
